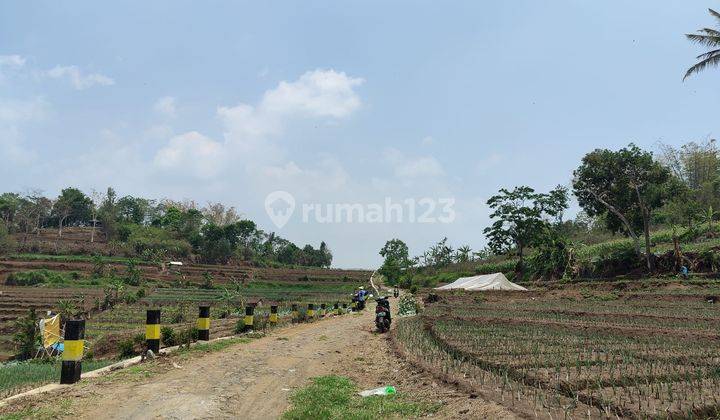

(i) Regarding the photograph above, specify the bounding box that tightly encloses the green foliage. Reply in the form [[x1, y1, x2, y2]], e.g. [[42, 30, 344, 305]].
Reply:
[[0, 221, 14, 255], [52, 187, 93, 228], [160, 326, 177, 346], [122, 224, 192, 259], [117, 338, 136, 358], [483, 185, 568, 265], [684, 9, 720, 80], [573, 144, 674, 263], [12, 309, 39, 360], [282, 375, 438, 420], [0, 359, 113, 396], [201, 271, 214, 289], [527, 227, 572, 280], [378, 239, 410, 285], [124, 258, 142, 286]]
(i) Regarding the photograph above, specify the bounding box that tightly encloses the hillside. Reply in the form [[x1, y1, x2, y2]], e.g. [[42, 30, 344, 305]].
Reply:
[[405, 223, 720, 288]]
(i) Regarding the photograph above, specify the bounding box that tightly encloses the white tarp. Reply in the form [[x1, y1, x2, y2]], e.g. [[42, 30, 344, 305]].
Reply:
[[435, 273, 527, 291]]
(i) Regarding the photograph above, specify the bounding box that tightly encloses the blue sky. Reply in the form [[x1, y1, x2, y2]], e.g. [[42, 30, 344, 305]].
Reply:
[[1, 1, 720, 268]]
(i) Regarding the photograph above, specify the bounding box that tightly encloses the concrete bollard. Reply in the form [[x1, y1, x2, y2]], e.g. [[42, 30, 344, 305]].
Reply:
[[320, 303, 326, 317], [60, 319, 85, 384], [334, 302, 341, 315], [243, 305, 254, 332], [270, 305, 278, 324], [146, 309, 161, 354], [197, 305, 210, 341], [342, 302, 348, 313]]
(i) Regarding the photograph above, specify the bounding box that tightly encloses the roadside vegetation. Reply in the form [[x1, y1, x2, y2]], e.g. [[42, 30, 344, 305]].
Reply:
[[282, 375, 439, 420], [380, 140, 720, 288]]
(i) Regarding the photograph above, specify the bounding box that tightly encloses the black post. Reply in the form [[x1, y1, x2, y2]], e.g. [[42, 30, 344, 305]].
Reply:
[[197, 305, 210, 341], [60, 319, 85, 384], [320, 303, 326, 317], [334, 302, 340, 315], [291, 303, 298, 323], [243, 305, 254, 332], [146, 309, 161, 354]]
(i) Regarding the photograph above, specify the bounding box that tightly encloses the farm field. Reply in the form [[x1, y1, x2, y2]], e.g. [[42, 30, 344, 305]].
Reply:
[[395, 284, 720, 418], [0, 250, 370, 363]]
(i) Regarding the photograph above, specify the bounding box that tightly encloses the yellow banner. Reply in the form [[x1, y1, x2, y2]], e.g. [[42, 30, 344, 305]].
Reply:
[[197, 318, 210, 330], [145, 324, 161, 340], [269, 313, 278, 323], [63, 340, 84, 361], [244, 315, 254, 326], [42, 315, 61, 348]]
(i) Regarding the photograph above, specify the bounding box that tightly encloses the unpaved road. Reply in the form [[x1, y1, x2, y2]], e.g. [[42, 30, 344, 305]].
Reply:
[[3, 302, 514, 419], [79, 314, 372, 419]]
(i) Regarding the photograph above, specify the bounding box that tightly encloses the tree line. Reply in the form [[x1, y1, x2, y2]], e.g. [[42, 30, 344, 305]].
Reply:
[[0, 187, 332, 267], [379, 140, 720, 283]]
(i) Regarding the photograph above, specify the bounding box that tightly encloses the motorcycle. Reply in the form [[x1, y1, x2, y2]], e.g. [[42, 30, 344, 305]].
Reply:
[[375, 297, 391, 333]]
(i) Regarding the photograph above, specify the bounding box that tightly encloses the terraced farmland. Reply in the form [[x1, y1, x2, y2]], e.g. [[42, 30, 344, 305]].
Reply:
[[395, 285, 720, 418]]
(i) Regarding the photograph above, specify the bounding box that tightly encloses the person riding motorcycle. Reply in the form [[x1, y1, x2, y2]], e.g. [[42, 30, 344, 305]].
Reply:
[[352, 286, 368, 310], [375, 295, 392, 332]]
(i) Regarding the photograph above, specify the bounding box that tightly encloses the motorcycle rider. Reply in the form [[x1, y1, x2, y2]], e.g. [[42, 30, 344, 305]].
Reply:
[[375, 295, 391, 325]]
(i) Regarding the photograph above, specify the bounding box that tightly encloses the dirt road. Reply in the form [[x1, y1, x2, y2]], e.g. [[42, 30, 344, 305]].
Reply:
[[3, 302, 514, 419]]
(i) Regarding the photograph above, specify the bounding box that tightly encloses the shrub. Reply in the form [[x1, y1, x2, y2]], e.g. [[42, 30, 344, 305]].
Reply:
[[161, 326, 177, 346], [12, 309, 39, 360], [118, 339, 136, 358]]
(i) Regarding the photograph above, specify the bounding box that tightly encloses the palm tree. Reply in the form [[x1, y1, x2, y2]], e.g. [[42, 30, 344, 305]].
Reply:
[[684, 9, 720, 80]]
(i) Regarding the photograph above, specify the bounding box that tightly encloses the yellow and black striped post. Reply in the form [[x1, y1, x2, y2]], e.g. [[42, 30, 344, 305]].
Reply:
[[60, 319, 85, 384], [351, 300, 357, 311], [307, 303, 315, 319], [335, 302, 341, 315], [320, 303, 326, 317], [146, 309, 161, 354], [197, 305, 210, 341], [343, 302, 348, 313], [291, 303, 299, 323], [270, 305, 278, 325], [243, 305, 254, 332]]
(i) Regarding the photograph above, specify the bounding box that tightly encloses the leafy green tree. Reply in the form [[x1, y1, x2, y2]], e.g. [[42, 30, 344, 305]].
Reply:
[[455, 245, 472, 263], [116, 195, 150, 224], [0, 221, 14, 255], [52, 187, 93, 236], [573, 144, 673, 272], [483, 185, 568, 269], [0, 193, 22, 229], [379, 239, 410, 285], [98, 187, 118, 240], [684, 9, 720, 80]]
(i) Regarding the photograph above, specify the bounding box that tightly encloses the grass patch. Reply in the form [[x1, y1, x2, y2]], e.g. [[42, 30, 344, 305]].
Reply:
[[0, 359, 113, 396], [282, 375, 439, 420], [0, 398, 72, 420]]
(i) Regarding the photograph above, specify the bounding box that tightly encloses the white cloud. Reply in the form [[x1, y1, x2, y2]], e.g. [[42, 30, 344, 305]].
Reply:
[[155, 69, 363, 177], [153, 96, 177, 118], [0, 55, 26, 69], [260, 69, 363, 118], [383, 147, 444, 179], [45, 65, 115, 90], [153, 131, 225, 179]]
